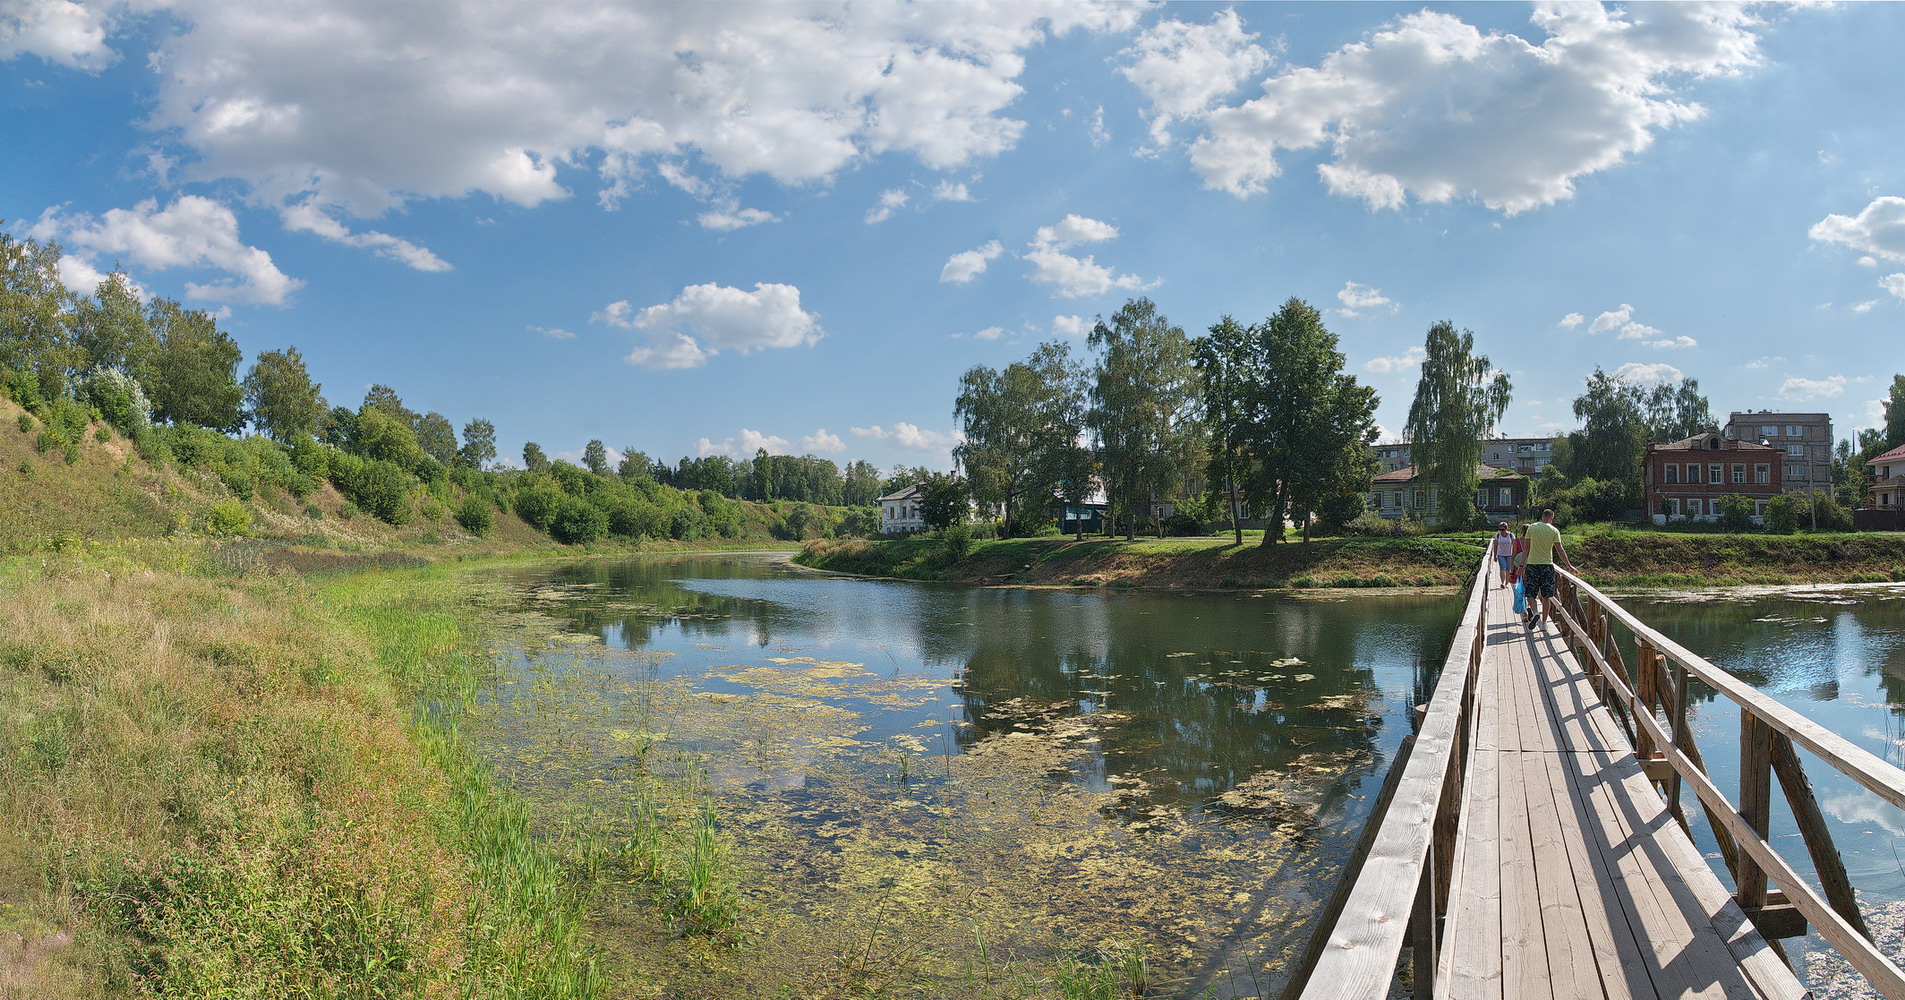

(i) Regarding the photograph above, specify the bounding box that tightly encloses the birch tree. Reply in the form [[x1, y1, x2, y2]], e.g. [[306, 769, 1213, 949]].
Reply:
[[1403, 321, 1510, 529]]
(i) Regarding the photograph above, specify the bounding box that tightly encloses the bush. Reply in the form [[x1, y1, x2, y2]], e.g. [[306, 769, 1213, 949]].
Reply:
[[549, 497, 606, 544], [838, 506, 881, 538], [1762, 494, 1796, 535], [78, 366, 153, 434], [1796, 494, 1854, 533], [338, 500, 358, 520], [512, 483, 564, 532], [343, 459, 413, 526], [1163, 511, 1206, 536], [304, 503, 323, 520], [454, 494, 494, 536], [15, 413, 31, 433], [204, 500, 250, 536], [942, 522, 973, 561]]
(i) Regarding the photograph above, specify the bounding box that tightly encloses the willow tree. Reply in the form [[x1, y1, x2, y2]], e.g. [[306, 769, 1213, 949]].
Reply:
[[1088, 298, 1202, 539], [1403, 321, 1510, 529]]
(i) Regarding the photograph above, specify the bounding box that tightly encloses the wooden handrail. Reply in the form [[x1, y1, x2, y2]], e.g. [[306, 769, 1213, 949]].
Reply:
[[1297, 548, 1492, 1000], [1555, 568, 1905, 994]]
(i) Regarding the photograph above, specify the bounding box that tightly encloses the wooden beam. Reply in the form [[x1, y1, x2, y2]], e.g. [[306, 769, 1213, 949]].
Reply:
[[1739, 713, 1774, 911], [1770, 734, 1871, 940]]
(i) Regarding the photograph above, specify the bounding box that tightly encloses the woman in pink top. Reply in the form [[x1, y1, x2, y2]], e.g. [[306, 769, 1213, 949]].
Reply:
[[1491, 522, 1515, 583]]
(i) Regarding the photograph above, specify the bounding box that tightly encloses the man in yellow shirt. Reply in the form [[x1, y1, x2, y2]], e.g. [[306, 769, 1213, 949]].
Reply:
[[1517, 508, 1575, 631]]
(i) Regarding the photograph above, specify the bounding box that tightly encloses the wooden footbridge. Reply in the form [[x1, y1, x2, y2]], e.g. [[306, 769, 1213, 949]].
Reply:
[[1296, 553, 1905, 999]]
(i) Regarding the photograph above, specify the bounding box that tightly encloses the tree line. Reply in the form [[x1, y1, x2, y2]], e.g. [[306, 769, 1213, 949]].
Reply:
[[0, 229, 926, 544]]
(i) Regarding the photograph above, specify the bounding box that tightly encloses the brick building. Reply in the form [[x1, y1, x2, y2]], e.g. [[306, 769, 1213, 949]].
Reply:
[[1644, 432, 1782, 524], [1722, 411, 1832, 497]]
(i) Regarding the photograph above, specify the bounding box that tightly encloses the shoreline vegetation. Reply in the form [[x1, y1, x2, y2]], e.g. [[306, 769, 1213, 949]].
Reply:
[[795, 529, 1905, 591]]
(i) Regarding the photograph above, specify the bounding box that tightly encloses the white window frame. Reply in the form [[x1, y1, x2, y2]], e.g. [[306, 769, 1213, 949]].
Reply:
[[1786, 425, 1802, 437], [1754, 465, 1769, 485], [1664, 465, 1678, 484], [1760, 425, 1778, 436], [1732, 464, 1746, 485], [1709, 463, 1723, 485]]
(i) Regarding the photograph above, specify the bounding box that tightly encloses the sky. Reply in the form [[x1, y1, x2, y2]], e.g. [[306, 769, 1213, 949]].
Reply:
[[3, 0, 1902, 474]]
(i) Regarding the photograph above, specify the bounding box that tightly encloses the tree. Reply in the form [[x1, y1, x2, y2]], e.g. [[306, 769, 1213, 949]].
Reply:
[[0, 231, 76, 403], [1195, 315, 1253, 544], [459, 418, 497, 469], [351, 407, 425, 467], [618, 447, 654, 482], [1885, 374, 1905, 451], [843, 459, 882, 507], [1561, 369, 1649, 486], [523, 441, 551, 473], [955, 342, 1083, 536], [1087, 298, 1203, 539], [917, 472, 969, 531], [1642, 378, 1714, 442], [243, 346, 324, 441], [147, 299, 245, 431], [361, 384, 419, 430], [1403, 321, 1510, 529], [581, 439, 609, 475], [416, 412, 457, 465], [71, 270, 156, 385]]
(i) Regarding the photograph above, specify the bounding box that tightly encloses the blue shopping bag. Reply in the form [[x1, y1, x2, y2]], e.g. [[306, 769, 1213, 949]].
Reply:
[[1512, 578, 1526, 615]]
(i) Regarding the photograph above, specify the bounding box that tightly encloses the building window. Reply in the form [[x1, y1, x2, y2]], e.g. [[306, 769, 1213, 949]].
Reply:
[[1761, 425, 1778, 436], [1709, 464, 1723, 485], [1664, 465, 1678, 484], [1687, 464, 1701, 484], [1786, 425, 1802, 437], [1786, 444, 1805, 456], [1732, 464, 1745, 484], [1499, 487, 1512, 506], [1787, 465, 1803, 479], [1754, 500, 1767, 518], [1754, 465, 1769, 484], [1668, 498, 1681, 516]]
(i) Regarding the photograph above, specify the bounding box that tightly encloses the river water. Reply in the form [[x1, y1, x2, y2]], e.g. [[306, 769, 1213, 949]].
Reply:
[[467, 553, 1905, 998]]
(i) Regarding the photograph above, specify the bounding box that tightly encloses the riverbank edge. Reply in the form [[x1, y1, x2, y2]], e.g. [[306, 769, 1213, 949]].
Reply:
[[794, 532, 1905, 592]]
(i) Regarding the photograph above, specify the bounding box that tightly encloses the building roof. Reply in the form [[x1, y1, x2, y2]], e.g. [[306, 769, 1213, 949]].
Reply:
[[875, 483, 922, 503], [1648, 431, 1777, 453], [1868, 442, 1905, 467], [1372, 464, 1523, 485]]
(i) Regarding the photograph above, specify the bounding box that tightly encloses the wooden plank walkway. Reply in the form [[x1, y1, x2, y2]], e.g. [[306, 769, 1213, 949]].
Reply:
[[1436, 580, 1809, 1000]]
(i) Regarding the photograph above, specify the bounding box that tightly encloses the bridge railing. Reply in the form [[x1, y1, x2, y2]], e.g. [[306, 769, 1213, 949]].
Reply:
[[1554, 568, 1905, 994], [1294, 548, 1493, 1000]]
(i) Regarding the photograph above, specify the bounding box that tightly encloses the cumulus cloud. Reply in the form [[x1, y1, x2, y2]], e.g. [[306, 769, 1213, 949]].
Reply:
[[1851, 300, 1880, 314], [31, 195, 302, 305], [939, 239, 1004, 284], [0, 0, 116, 70], [1779, 375, 1850, 401], [530, 325, 575, 340], [1184, 5, 1764, 212], [1024, 214, 1153, 299], [865, 188, 909, 224], [1119, 9, 1271, 147], [1582, 303, 1675, 342], [1611, 361, 1683, 386], [110, 2, 1137, 228], [851, 422, 962, 452], [697, 428, 792, 458], [1051, 314, 1089, 336], [696, 202, 778, 231], [281, 201, 450, 271], [1882, 274, 1905, 300], [1558, 312, 1584, 329], [598, 282, 822, 369], [1333, 281, 1394, 318], [1618, 323, 1660, 341], [1809, 197, 1905, 263], [1745, 356, 1784, 370], [798, 428, 845, 454], [967, 326, 1009, 341], [932, 181, 973, 202], [1365, 345, 1426, 374], [1587, 304, 1633, 334], [1648, 335, 1697, 349]]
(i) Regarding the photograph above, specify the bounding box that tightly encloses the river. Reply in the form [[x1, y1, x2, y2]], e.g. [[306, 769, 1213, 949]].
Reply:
[[463, 553, 1905, 998]]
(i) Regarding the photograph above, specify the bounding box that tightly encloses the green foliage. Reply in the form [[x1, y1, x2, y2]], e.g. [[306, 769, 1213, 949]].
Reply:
[[1404, 320, 1511, 530], [917, 472, 969, 531], [1544, 476, 1632, 524], [350, 406, 425, 467], [513, 481, 564, 531], [550, 497, 607, 544], [147, 299, 245, 432], [454, 494, 495, 535], [15, 412, 30, 432], [837, 506, 880, 538], [458, 417, 497, 470], [1717, 494, 1758, 532], [523, 441, 550, 474], [0, 232, 78, 402], [340, 458, 414, 526], [242, 346, 323, 441], [1763, 494, 1797, 534], [1797, 492, 1854, 532], [957, 341, 1088, 537], [940, 521, 974, 561], [1088, 298, 1201, 539], [1343, 511, 1397, 537], [1885, 374, 1905, 451], [415, 411, 457, 465], [203, 500, 250, 536], [79, 366, 153, 434], [583, 439, 610, 475]]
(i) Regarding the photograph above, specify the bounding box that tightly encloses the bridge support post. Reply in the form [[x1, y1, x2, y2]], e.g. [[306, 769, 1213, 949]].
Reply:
[[1771, 734, 1869, 940], [1738, 713, 1774, 911]]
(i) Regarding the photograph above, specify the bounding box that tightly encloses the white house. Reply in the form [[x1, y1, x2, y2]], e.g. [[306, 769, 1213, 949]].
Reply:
[[877, 484, 927, 534]]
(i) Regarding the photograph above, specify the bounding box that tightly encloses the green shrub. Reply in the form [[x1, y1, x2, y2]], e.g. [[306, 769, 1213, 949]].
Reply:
[[512, 483, 564, 531], [1717, 494, 1758, 533], [78, 366, 153, 434], [338, 500, 358, 520], [1762, 494, 1796, 535], [204, 500, 250, 536], [549, 497, 606, 544], [418, 497, 445, 522], [15, 413, 32, 433], [942, 522, 973, 561], [304, 503, 323, 520], [94, 425, 111, 442], [215, 462, 255, 500], [34, 431, 58, 454], [454, 494, 494, 536], [1344, 511, 1393, 537]]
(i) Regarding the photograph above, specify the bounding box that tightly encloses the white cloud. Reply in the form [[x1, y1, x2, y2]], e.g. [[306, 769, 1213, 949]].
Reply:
[[1186, 5, 1763, 212], [1558, 312, 1584, 329], [0, 0, 116, 70], [696, 202, 778, 231], [798, 428, 845, 454], [851, 421, 962, 452], [932, 181, 973, 202], [1809, 197, 1905, 263], [32, 195, 302, 305], [865, 188, 910, 224], [1779, 375, 1850, 401], [1881, 274, 1905, 300], [1611, 361, 1683, 387], [1024, 214, 1152, 298], [117, 3, 1138, 226], [600, 282, 822, 369], [698, 428, 791, 458], [530, 325, 575, 340], [1365, 345, 1426, 374], [1051, 314, 1089, 337], [1333, 280, 1394, 317], [968, 326, 1009, 341], [1618, 322, 1660, 341], [1745, 356, 1784, 370], [1119, 9, 1271, 147], [281, 201, 450, 271], [1089, 105, 1110, 148], [1647, 336, 1697, 349], [939, 239, 1004, 284], [1851, 300, 1880, 314], [1859, 256, 1879, 269], [1587, 304, 1634, 334]]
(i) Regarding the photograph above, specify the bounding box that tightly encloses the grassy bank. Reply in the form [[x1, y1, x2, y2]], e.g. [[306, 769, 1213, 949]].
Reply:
[[797, 528, 1905, 591], [0, 545, 602, 998]]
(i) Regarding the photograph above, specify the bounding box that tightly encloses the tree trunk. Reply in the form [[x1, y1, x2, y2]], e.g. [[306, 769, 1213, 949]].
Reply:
[[1228, 470, 1242, 546]]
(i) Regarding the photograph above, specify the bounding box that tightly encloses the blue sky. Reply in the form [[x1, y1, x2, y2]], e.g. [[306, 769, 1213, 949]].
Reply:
[[3, 1, 1901, 473]]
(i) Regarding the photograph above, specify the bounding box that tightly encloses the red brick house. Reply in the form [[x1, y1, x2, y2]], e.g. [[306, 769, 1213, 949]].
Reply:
[[1644, 431, 1781, 524]]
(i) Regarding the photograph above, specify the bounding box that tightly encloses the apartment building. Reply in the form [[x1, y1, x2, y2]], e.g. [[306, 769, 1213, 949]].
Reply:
[[1722, 411, 1833, 497], [1371, 437, 1553, 477]]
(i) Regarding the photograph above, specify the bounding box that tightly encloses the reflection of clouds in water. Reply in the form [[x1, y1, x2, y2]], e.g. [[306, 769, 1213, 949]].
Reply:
[[1823, 792, 1905, 837]]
